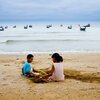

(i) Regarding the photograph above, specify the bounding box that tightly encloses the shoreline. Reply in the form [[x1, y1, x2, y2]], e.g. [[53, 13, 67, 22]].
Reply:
[[1, 51, 100, 55]]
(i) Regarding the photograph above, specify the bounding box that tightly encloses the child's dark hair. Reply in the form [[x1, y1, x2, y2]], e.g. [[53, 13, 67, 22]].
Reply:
[[52, 53, 63, 62], [27, 54, 34, 59]]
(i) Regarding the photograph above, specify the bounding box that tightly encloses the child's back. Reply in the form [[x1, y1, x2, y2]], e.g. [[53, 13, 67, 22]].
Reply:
[[22, 61, 32, 76], [53, 63, 64, 81], [47, 53, 65, 82], [22, 54, 33, 77], [48, 63, 64, 81]]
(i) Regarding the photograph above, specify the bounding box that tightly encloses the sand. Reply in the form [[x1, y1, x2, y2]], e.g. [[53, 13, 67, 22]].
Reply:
[[0, 53, 100, 100]]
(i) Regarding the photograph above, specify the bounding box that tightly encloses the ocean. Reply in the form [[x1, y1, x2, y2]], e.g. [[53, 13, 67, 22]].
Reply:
[[0, 22, 100, 54]]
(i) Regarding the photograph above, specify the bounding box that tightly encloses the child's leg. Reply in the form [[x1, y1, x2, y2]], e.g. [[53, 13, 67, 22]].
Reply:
[[26, 72, 35, 78], [35, 69, 48, 76]]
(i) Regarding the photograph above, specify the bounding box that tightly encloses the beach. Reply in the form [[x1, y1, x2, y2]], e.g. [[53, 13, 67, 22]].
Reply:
[[0, 53, 100, 100], [1, 0, 100, 100]]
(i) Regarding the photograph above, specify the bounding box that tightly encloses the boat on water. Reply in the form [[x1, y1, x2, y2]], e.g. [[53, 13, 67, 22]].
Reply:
[[24, 25, 28, 29], [84, 24, 90, 27], [29, 25, 32, 28], [13, 26, 16, 28], [0, 26, 4, 31], [60, 24, 63, 27], [46, 25, 52, 28], [68, 25, 72, 29], [78, 24, 86, 31], [5, 26, 8, 29], [80, 26, 86, 31]]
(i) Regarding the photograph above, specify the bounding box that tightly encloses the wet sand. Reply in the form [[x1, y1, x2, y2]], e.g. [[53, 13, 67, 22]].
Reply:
[[0, 53, 100, 100]]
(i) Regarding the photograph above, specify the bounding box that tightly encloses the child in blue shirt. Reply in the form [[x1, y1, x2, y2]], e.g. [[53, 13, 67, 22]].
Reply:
[[22, 54, 40, 77]]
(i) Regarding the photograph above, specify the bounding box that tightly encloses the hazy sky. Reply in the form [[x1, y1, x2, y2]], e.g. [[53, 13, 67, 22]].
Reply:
[[0, 0, 100, 21]]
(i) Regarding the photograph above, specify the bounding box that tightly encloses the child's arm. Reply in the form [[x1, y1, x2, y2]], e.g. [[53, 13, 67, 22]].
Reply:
[[45, 65, 55, 75], [41, 65, 55, 79], [26, 71, 35, 76], [50, 65, 55, 74], [26, 71, 40, 77], [32, 68, 39, 73]]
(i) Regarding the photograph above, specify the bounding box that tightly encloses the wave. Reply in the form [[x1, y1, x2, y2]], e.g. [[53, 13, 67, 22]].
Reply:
[[0, 39, 100, 44], [0, 39, 86, 44]]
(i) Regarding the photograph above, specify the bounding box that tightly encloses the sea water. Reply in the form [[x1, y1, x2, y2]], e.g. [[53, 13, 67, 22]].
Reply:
[[0, 21, 100, 54]]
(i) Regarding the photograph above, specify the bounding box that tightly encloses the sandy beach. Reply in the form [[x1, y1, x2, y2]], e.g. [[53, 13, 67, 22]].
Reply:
[[0, 53, 100, 100]]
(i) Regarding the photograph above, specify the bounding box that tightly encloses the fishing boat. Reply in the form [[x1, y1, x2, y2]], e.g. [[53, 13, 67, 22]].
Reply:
[[5, 26, 8, 29], [84, 24, 90, 27], [80, 26, 86, 31], [46, 25, 52, 28], [0, 26, 4, 31], [13, 26, 16, 28], [68, 25, 72, 29], [78, 24, 86, 31], [24, 25, 28, 29], [60, 24, 63, 27], [29, 25, 32, 28]]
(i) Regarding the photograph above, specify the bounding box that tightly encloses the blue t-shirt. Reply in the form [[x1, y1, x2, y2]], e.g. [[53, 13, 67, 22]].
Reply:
[[22, 62, 32, 76]]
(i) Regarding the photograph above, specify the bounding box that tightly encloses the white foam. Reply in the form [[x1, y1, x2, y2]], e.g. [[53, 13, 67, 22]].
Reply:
[[0, 51, 100, 55]]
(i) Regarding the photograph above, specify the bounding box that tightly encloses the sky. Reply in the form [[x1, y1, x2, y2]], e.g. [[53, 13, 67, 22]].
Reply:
[[0, 0, 100, 22]]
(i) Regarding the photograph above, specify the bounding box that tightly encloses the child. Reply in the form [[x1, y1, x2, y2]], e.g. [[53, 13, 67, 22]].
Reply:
[[46, 53, 65, 82], [22, 54, 40, 77]]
